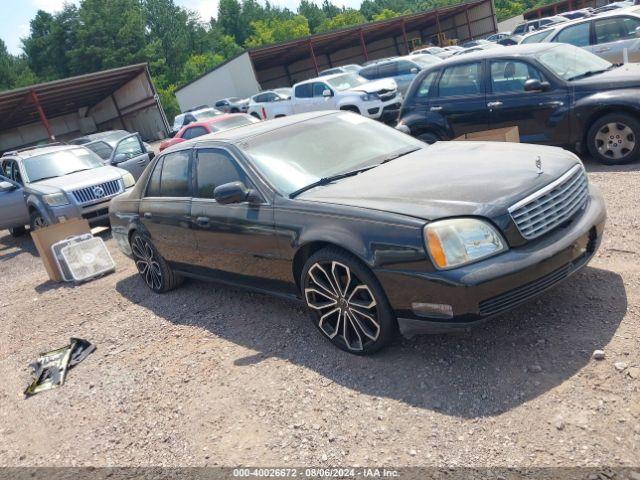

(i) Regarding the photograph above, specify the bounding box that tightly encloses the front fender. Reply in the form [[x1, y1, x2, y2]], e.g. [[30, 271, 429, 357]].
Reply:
[[25, 195, 53, 223], [573, 89, 640, 139]]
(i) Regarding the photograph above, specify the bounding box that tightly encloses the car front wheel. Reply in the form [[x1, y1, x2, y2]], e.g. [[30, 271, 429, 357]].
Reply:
[[587, 113, 640, 165], [130, 232, 183, 293], [29, 210, 48, 231], [301, 247, 397, 354]]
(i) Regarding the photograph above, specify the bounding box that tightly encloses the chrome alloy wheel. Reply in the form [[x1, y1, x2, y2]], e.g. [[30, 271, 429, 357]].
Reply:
[[32, 215, 48, 230], [304, 261, 380, 352], [131, 236, 162, 290], [594, 122, 635, 161]]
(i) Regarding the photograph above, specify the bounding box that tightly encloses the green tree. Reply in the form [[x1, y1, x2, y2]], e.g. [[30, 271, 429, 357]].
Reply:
[[317, 9, 366, 32], [218, 0, 244, 43], [246, 16, 311, 48], [373, 8, 401, 20], [298, 0, 327, 33]]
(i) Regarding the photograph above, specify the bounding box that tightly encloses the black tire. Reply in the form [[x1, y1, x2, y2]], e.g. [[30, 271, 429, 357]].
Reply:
[[250, 112, 261, 119], [130, 232, 183, 293], [29, 210, 49, 231], [587, 112, 640, 165], [9, 226, 26, 237], [340, 105, 361, 114], [417, 131, 441, 145], [230, 107, 239, 113], [301, 247, 397, 355]]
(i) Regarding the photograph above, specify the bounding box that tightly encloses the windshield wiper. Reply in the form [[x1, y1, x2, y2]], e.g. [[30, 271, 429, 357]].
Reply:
[[66, 168, 92, 175], [32, 175, 60, 183], [289, 166, 375, 198], [567, 65, 616, 81], [377, 147, 421, 165]]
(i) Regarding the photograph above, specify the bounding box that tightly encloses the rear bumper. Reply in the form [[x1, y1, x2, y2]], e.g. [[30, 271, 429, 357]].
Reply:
[[376, 186, 607, 336]]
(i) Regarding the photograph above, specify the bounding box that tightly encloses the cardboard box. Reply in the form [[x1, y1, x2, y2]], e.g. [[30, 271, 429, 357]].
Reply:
[[454, 126, 520, 143], [30, 218, 91, 282]]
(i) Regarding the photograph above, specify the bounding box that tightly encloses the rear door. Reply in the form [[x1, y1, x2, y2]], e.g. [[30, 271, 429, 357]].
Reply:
[[0, 173, 29, 230], [430, 61, 488, 139], [487, 59, 571, 146], [112, 133, 151, 180], [139, 150, 199, 267], [590, 16, 640, 63]]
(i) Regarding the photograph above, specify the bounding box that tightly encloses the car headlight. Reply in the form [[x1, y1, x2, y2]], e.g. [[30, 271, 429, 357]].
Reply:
[[425, 218, 507, 270], [42, 192, 69, 207], [122, 172, 136, 189], [360, 93, 379, 101]]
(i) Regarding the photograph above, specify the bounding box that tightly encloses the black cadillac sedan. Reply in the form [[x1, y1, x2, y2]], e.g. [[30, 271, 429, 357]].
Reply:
[[397, 43, 640, 165], [110, 111, 606, 354]]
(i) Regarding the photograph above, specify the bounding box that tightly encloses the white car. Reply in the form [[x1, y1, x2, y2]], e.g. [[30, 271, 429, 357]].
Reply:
[[254, 73, 401, 122], [247, 89, 292, 119], [411, 46, 455, 59]]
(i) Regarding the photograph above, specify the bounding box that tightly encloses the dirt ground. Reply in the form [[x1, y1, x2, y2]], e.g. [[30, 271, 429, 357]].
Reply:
[[0, 156, 638, 468]]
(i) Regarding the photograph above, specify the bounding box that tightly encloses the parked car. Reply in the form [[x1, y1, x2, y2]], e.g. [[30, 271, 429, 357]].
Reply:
[[109, 111, 606, 354], [497, 35, 523, 45], [172, 108, 222, 135], [253, 72, 401, 122], [247, 89, 292, 119], [592, 0, 633, 14], [70, 130, 154, 180], [486, 32, 512, 42], [443, 45, 464, 52], [461, 39, 492, 48], [214, 97, 250, 113], [159, 114, 259, 151], [396, 43, 640, 164], [559, 8, 592, 20], [411, 46, 455, 59], [0, 145, 135, 235], [359, 55, 442, 94], [511, 15, 567, 36], [319, 64, 362, 76], [518, 8, 640, 64], [453, 42, 504, 55]]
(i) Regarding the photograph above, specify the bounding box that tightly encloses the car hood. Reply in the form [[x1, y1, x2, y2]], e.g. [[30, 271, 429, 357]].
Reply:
[[28, 166, 124, 193], [348, 78, 397, 94], [297, 141, 581, 220], [572, 62, 640, 89]]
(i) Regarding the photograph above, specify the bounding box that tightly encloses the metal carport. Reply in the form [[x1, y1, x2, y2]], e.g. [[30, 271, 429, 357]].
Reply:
[[0, 64, 170, 153]]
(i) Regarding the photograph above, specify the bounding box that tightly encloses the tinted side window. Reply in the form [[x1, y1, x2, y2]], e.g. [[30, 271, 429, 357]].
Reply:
[[490, 60, 543, 93], [183, 126, 208, 140], [313, 82, 329, 97], [196, 149, 249, 198], [295, 84, 313, 98], [115, 136, 144, 159], [86, 141, 113, 160], [396, 60, 417, 75], [415, 70, 439, 98], [159, 151, 190, 197], [146, 157, 163, 197], [377, 62, 397, 77], [619, 16, 640, 37], [438, 63, 482, 97], [554, 22, 591, 47], [359, 65, 378, 80]]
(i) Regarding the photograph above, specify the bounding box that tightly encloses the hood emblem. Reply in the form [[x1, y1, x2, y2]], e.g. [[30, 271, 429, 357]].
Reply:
[[93, 186, 105, 198], [535, 156, 543, 175]]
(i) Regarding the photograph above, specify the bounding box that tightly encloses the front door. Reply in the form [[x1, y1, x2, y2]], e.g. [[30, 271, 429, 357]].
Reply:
[[112, 133, 151, 180], [431, 61, 488, 139], [189, 147, 283, 290], [138, 150, 199, 266], [0, 176, 29, 230], [487, 59, 571, 146]]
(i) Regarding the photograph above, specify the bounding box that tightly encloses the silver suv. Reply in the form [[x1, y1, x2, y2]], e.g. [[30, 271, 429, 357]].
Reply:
[[0, 144, 135, 236]]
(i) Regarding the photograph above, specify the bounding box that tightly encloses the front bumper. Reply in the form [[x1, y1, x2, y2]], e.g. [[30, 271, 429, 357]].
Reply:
[[375, 186, 607, 337], [362, 94, 402, 122]]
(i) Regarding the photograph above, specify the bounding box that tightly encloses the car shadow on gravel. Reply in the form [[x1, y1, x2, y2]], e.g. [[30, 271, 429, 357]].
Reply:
[[115, 265, 626, 418], [0, 231, 38, 260], [581, 155, 640, 173]]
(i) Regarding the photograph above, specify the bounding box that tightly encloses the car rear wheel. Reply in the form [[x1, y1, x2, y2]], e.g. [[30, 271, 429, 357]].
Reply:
[[29, 210, 48, 231], [301, 247, 397, 355], [130, 232, 183, 293], [587, 113, 640, 165], [9, 226, 26, 237]]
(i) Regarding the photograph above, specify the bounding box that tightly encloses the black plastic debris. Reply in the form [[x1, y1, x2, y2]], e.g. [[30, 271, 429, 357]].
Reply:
[[24, 338, 96, 398]]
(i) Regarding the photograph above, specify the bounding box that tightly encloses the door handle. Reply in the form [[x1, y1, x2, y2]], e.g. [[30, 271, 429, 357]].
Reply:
[[195, 216, 210, 227], [143, 212, 152, 219], [596, 47, 611, 52], [539, 101, 564, 108], [487, 101, 503, 108], [137, 158, 147, 165], [430, 105, 443, 111]]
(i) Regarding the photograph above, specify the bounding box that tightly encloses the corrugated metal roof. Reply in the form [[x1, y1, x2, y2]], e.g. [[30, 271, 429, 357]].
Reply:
[[0, 63, 149, 131]]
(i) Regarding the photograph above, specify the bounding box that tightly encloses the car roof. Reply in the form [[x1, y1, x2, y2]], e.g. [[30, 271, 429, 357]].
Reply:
[[78, 130, 131, 145], [436, 42, 557, 64], [183, 113, 250, 129], [190, 111, 337, 146], [4, 144, 87, 160]]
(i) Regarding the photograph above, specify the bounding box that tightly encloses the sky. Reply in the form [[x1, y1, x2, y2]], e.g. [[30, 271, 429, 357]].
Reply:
[[1, 0, 362, 56]]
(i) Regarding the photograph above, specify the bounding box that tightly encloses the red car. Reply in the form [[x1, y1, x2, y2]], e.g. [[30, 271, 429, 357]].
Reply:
[[159, 114, 259, 152]]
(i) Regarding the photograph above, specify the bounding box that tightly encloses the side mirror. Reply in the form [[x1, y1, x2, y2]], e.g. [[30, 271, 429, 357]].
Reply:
[[214, 181, 250, 204], [524, 79, 550, 92], [0, 180, 16, 193], [410, 67, 419, 74], [322, 89, 333, 98], [113, 153, 128, 164]]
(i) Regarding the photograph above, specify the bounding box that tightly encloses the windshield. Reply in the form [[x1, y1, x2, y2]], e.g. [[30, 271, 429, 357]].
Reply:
[[536, 44, 612, 80], [193, 108, 221, 120], [243, 113, 424, 195], [23, 148, 104, 183], [326, 73, 369, 91], [521, 29, 554, 43]]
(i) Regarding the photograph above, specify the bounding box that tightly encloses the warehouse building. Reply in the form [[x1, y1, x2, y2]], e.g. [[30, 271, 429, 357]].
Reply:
[[0, 64, 170, 152], [175, 0, 497, 111]]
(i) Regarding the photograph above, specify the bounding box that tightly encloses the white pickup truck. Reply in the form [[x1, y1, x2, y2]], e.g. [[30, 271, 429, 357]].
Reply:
[[247, 73, 402, 123]]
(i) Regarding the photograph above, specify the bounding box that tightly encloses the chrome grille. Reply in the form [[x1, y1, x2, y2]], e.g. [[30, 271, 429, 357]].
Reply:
[[378, 89, 397, 101], [509, 165, 588, 240], [72, 179, 122, 205]]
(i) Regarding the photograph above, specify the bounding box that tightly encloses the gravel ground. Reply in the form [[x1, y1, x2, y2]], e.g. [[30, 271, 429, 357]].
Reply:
[[0, 156, 638, 468]]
